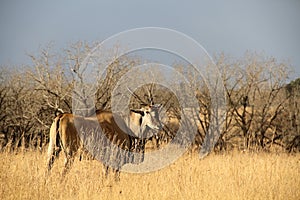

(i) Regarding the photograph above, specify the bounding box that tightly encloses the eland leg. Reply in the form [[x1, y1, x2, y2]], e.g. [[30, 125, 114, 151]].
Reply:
[[61, 149, 75, 178]]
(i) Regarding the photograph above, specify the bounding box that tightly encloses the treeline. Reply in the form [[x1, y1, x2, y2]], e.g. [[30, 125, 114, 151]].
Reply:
[[0, 42, 299, 153], [192, 55, 300, 153]]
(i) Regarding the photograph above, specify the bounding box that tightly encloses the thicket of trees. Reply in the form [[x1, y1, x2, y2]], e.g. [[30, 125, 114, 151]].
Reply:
[[0, 42, 299, 153], [195, 54, 300, 152]]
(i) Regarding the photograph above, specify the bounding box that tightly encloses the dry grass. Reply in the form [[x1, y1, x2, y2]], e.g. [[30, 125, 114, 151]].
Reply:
[[0, 150, 299, 200]]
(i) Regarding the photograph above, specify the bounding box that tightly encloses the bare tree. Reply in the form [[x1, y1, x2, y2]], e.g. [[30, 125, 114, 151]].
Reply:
[[217, 53, 291, 151], [1, 44, 298, 154]]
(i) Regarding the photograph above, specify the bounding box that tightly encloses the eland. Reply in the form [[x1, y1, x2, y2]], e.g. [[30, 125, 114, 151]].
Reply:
[[46, 104, 162, 180]]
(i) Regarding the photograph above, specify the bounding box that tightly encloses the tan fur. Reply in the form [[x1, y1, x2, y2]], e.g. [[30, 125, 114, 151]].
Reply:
[[47, 113, 129, 178], [46, 106, 161, 180]]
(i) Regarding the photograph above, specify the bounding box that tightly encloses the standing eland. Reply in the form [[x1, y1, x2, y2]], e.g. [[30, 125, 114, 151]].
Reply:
[[46, 104, 162, 180]]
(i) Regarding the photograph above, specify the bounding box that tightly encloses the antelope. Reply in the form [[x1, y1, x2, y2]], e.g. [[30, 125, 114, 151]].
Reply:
[[46, 104, 162, 180]]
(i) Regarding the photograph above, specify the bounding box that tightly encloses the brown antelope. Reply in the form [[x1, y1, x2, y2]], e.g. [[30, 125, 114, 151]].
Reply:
[[46, 104, 162, 180]]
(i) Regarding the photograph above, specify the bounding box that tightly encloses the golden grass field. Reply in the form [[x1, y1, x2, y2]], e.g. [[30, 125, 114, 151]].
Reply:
[[0, 150, 299, 200]]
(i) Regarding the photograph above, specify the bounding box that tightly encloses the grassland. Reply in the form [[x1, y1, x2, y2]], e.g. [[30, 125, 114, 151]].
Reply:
[[0, 150, 299, 200]]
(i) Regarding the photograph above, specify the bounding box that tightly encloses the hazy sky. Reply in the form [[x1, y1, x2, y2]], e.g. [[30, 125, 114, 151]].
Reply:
[[1, 0, 299, 80]]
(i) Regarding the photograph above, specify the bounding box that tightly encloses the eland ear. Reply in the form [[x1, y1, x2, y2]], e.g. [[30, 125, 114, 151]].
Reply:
[[130, 109, 145, 116]]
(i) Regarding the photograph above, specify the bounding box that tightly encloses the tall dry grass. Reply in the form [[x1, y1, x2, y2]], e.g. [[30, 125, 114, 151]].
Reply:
[[0, 150, 299, 200]]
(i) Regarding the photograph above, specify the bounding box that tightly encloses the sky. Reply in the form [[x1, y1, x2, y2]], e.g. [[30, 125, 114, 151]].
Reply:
[[0, 0, 300, 80]]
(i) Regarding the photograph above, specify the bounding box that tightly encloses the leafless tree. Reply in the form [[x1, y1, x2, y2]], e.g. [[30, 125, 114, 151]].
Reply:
[[1, 44, 298, 154]]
